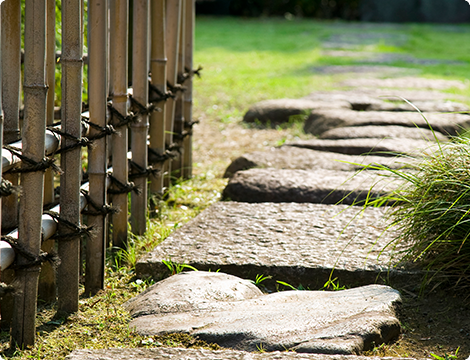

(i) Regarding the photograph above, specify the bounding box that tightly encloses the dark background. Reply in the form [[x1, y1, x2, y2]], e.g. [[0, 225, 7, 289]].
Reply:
[[196, 0, 470, 23]]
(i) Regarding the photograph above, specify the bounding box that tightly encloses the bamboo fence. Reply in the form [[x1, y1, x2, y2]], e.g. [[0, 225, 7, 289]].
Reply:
[[0, 0, 196, 348]]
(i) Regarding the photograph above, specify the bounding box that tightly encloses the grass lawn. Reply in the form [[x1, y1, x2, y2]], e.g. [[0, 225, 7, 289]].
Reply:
[[2, 16, 470, 360]]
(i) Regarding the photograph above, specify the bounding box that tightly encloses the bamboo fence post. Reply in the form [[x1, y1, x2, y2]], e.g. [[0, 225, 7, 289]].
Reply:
[[172, 0, 185, 179], [0, 0, 21, 330], [39, 0, 58, 303], [86, 0, 108, 295], [109, 0, 129, 248], [149, 0, 166, 197], [183, 0, 194, 179], [11, 0, 48, 347], [1, 0, 20, 230], [130, 0, 150, 235], [57, 0, 83, 314], [164, 0, 181, 187]]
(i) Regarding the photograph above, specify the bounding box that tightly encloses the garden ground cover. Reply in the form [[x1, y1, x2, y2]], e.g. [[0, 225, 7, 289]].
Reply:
[[2, 16, 470, 360]]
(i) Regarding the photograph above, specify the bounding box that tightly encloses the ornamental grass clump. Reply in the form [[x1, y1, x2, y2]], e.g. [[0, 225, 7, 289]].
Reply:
[[368, 134, 470, 288]]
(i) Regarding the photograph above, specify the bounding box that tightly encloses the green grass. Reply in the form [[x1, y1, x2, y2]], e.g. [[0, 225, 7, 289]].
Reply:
[[5, 16, 470, 359], [360, 133, 470, 289], [194, 17, 470, 125]]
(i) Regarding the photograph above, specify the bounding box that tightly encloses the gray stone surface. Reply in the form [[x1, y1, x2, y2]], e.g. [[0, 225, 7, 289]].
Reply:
[[319, 125, 448, 142], [284, 138, 434, 157], [66, 348, 417, 360], [303, 89, 466, 103], [341, 77, 467, 90], [223, 147, 412, 178], [303, 108, 470, 136], [125, 272, 401, 354], [136, 202, 416, 290], [243, 99, 350, 126], [302, 91, 468, 112], [222, 168, 398, 205]]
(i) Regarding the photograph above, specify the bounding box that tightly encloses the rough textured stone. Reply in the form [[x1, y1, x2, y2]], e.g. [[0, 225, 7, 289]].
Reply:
[[341, 77, 467, 90], [303, 108, 470, 136], [243, 99, 350, 126], [319, 125, 448, 142], [301, 91, 468, 112], [303, 89, 466, 104], [136, 202, 417, 290], [125, 272, 402, 354], [66, 348, 417, 360], [284, 138, 435, 157], [223, 147, 411, 178], [222, 168, 398, 205]]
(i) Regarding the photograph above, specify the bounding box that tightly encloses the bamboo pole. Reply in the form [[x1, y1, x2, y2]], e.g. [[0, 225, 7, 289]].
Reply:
[[149, 0, 166, 197], [0, 0, 21, 330], [109, 0, 129, 248], [57, 0, 83, 314], [172, 0, 185, 179], [39, 0, 58, 303], [163, 0, 181, 187], [11, 0, 47, 347], [183, 0, 194, 179], [86, 0, 108, 295], [130, 0, 150, 235], [1, 0, 21, 230]]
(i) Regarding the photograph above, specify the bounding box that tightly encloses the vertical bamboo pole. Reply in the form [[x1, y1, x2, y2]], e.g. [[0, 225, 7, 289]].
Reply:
[[163, 0, 181, 187], [86, 0, 108, 295], [1, 0, 21, 230], [172, 1, 185, 179], [39, 0, 57, 303], [149, 0, 166, 196], [11, 0, 47, 347], [109, 0, 129, 248], [130, 0, 149, 235], [183, 0, 194, 179], [0, 0, 21, 330], [57, 0, 83, 314]]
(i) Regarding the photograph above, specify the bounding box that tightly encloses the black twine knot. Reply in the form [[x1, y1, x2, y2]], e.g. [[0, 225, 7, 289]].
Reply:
[[107, 175, 141, 195]]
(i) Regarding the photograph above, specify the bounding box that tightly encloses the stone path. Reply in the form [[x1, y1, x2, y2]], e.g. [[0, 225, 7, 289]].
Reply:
[[67, 68, 470, 358]]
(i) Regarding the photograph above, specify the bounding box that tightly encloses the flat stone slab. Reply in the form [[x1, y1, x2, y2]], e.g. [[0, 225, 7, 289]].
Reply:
[[341, 77, 467, 90], [284, 138, 434, 157], [125, 272, 401, 354], [222, 168, 398, 205], [223, 147, 412, 178], [66, 348, 417, 360], [303, 108, 470, 136], [318, 125, 448, 142], [136, 202, 417, 290], [243, 99, 350, 126], [303, 89, 466, 104]]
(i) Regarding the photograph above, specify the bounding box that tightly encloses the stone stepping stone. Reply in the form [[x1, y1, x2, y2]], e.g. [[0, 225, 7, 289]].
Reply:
[[124, 272, 402, 354], [243, 98, 350, 126], [284, 138, 434, 157], [319, 125, 448, 142], [136, 202, 417, 290], [66, 348, 417, 359], [340, 77, 467, 91], [222, 168, 398, 205], [303, 89, 466, 104], [223, 147, 412, 178], [303, 108, 470, 136]]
